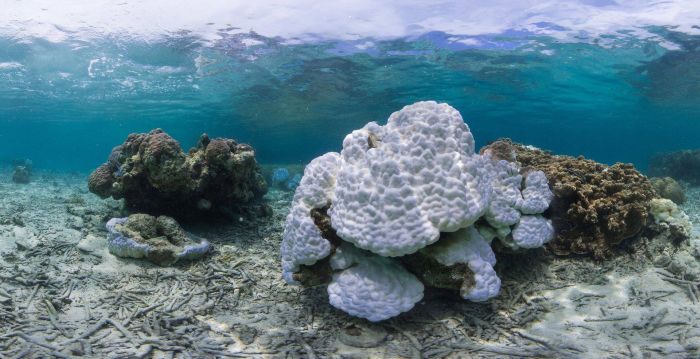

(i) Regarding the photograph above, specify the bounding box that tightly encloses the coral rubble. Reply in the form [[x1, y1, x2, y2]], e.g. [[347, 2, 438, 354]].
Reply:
[[89, 129, 268, 219], [280, 101, 554, 321], [106, 213, 210, 266], [649, 149, 700, 185], [482, 139, 656, 259], [651, 176, 686, 204]]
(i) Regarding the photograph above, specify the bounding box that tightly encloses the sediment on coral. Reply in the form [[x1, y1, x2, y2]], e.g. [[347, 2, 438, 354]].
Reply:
[[481, 139, 657, 259], [88, 129, 269, 220], [106, 213, 211, 266], [281, 101, 554, 322], [649, 149, 700, 185]]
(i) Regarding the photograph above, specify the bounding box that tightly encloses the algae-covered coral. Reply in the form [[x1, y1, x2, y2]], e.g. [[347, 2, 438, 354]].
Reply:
[[89, 129, 268, 219], [107, 213, 210, 266], [281, 101, 554, 321], [482, 139, 656, 259]]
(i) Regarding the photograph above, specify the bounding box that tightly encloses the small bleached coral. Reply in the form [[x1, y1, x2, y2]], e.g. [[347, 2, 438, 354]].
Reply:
[[89, 129, 268, 219], [107, 213, 210, 266], [650, 198, 692, 239], [480, 157, 553, 247], [281, 101, 555, 321]]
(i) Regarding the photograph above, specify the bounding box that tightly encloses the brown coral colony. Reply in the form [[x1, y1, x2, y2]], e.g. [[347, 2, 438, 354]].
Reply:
[[481, 139, 656, 259]]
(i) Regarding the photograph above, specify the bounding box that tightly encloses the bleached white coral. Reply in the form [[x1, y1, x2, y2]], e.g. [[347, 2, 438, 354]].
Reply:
[[483, 160, 523, 238], [511, 215, 555, 249], [327, 243, 424, 322], [482, 156, 554, 249], [421, 227, 500, 301], [650, 198, 692, 236], [280, 153, 341, 283], [106, 217, 149, 259], [330, 101, 492, 257], [280, 101, 555, 321], [518, 171, 553, 214]]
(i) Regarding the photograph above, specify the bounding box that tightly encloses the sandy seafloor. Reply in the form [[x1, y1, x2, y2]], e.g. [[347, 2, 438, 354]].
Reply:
[[1, 169, 700, 359]]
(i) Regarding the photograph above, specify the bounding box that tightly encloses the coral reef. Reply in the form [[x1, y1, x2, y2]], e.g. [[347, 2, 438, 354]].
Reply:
[[89, 129, 268, 219], [649, 149, 700, 185], [281, 102, 554, 321], [481, 139, 656, 259], [106, 213, 210, 266], [651, 176, 686, 204]]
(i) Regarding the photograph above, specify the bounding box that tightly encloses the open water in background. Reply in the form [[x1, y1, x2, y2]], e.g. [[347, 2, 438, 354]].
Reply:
[[1, 2, 699, 171]]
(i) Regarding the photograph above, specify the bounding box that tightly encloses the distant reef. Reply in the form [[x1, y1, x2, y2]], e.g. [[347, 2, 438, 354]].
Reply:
[[650, 176, 686, 205], [649, 149, 700, 185], [11, 159, 32, 184], [88, 129, 269, 220]]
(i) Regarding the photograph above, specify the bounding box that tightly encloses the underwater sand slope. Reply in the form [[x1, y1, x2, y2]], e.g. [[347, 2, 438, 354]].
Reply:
[[0, 169, 700, 358]]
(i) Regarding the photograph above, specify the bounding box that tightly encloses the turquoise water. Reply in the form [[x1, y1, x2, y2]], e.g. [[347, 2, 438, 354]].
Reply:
[[1, 6, 700, 171]]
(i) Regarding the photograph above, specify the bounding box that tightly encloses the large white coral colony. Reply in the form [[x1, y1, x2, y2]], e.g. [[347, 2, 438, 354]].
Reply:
[[281, 101, 554, 322]]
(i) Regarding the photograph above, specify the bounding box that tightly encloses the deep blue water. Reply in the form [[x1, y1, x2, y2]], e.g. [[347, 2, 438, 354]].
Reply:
[[1, 27, 700, 172]]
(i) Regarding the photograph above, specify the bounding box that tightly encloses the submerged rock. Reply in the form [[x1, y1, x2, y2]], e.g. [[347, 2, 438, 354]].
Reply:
[[88, 129, 268, 220], [11, 165, 31, 184], [651, 176, 686, 204], [481, 139, 656, 259], [106, 213, 210, 266]]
